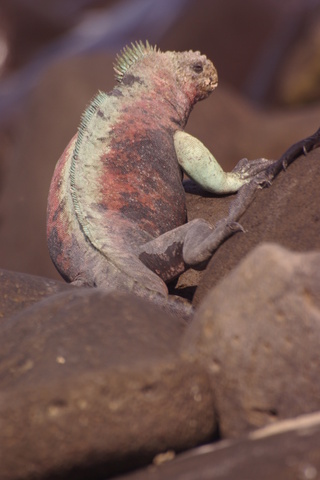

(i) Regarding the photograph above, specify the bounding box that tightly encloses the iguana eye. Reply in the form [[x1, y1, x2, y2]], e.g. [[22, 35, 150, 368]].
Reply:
[[192, 62, 203, 73]]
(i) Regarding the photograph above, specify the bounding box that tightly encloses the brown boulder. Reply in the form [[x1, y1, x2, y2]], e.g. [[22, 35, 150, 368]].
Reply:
[[183, 243, 320, 438], [0, 288, 216, 479], [117, 411, 320, 480]]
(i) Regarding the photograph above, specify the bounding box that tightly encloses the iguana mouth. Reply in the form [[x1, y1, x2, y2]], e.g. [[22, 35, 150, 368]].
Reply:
[[206, 79, 218, 95], [210, 72, 218, 90], [205, 67, 218, 93]]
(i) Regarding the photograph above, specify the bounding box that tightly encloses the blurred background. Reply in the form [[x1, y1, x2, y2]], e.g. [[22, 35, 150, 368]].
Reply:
[[0, 0, 319, 280]]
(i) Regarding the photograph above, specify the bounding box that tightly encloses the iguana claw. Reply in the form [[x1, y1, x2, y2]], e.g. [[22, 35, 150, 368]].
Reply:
[[232, 157, 274, 179], [227, 221, 245, 233]]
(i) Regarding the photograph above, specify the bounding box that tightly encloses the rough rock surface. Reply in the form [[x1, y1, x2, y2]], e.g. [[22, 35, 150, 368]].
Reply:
[[0, 288, 216, 480], [194, 147, 320, 304], [117, 411, 320, 480], [183, 243, 320, 438]]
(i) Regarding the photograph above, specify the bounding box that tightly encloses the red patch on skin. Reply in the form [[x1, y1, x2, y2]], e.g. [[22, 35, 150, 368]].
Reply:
[[47, 135, 77, 279], [98, 95, 187, 238], [47, 135, 76, 232], [47, 49, 218, 286]]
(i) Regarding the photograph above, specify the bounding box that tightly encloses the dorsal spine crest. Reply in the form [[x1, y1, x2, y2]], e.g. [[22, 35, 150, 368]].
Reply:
[[113, 40, 158, 83], [70, 91, 107, 240]]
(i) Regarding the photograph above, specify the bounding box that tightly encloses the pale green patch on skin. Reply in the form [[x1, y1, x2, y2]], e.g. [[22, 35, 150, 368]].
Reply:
[[70, 91, 124, 255], [70, 91, 108, 239], [174, 131, 250, 194]]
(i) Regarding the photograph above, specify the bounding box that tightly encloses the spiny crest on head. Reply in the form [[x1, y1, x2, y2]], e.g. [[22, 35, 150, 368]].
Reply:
[[113, 40, 159, 83]]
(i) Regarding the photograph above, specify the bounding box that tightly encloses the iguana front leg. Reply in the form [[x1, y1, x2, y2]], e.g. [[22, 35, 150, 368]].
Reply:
[[137, 132, 274, 280], [174, 131, 274, 193], [139, 128, 320, 288], [170, 127, 320, 267]]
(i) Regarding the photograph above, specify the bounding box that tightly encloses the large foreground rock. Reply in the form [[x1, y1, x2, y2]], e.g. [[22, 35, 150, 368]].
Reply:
[[183, 243, 320, 438], [117, 411, 320, 480], [0, 288, 216, 480]]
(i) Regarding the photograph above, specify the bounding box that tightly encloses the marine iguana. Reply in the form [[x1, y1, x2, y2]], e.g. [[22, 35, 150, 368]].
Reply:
[[47, 41, 320, 306]]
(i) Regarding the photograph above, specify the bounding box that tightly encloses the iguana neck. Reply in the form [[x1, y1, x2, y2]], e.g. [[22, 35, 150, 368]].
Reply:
[[118, 67, 195, 129]]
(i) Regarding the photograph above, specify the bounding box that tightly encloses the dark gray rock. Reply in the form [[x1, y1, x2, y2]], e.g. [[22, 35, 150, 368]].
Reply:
[[194, 147, 320, 304], [117, 411, 320, 480], [183, 243, 320, 438], [0, 268, 72, 319], [0, 288, 216, 480]]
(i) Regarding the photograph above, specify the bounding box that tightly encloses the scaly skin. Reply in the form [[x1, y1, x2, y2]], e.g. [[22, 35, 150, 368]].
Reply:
[[47, 42, 219, 299], [47, 41, 284, 303]]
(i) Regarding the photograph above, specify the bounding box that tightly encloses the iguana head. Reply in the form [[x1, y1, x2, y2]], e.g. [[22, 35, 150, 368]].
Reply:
[[169, 49, 218, 102], [113, 41, 218, 105]]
